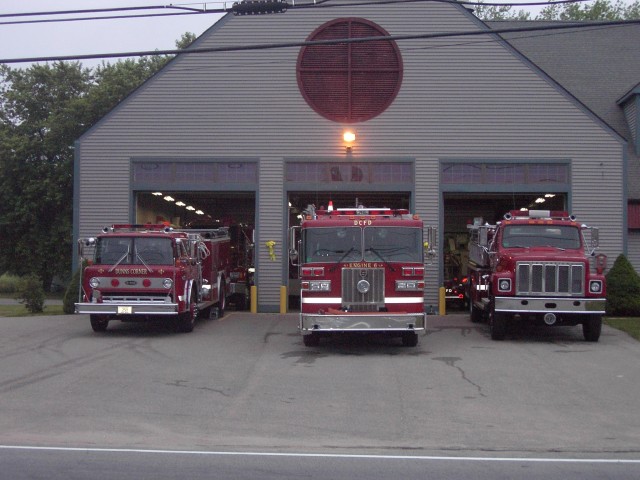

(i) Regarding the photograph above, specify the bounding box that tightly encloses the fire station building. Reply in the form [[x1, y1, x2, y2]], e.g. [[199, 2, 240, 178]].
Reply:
[[74, 0, 639, 312]]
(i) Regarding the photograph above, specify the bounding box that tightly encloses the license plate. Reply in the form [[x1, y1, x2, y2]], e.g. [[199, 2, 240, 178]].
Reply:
[[117, 306, 133, 314]]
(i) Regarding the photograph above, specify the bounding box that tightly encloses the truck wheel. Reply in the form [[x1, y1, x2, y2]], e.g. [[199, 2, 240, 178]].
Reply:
[[490, 311, 506, 341], [177, 290, 198, 333], [303, 333, 320, 347], [470, 303, 483, 323], [217, 283, 226, 318], [582, 315, 602, 342], [90, 314, 109, 332], [235, 293, 247, 311], [401, 332, 419, 347]]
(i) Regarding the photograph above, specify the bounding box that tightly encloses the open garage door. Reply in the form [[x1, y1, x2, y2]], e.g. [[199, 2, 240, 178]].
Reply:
[[136, 191, 255, 227], [443, 192, 566, 310], [136, 191, 256, 310]]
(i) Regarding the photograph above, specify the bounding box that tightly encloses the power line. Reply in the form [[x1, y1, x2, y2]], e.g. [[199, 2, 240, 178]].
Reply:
[[1, 18, 638, 65], [0, 0, 600, 26]]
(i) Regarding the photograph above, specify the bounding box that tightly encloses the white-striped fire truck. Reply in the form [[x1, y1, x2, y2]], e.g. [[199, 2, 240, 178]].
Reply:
[[289, 203, 436, 347]]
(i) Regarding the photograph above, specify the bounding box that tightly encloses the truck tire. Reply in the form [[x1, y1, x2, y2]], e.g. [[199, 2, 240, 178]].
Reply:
[[235, 293, 247, 311], [90, 314, 109, 332], [470, 303, 483, 323], [217, 283, 226, 318], [490, 310, 506, 341], [303, 333, 320, 347], [582, 315, 602, 342], [401, 332, 419, 347], [177, 289, 198, 333]]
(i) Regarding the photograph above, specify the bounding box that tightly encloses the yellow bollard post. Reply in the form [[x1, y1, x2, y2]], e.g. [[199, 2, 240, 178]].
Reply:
[[250, 285, 258, 313], [280, 286, 287, 314], [439, 286, 446, 315]]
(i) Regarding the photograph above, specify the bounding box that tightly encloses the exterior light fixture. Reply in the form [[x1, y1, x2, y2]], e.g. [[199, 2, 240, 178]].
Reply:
[[186, 206, 196, 211], [535, 198, 545, 204], [175, 201, 186, 207], [545, 193, 556, 198], [163, 196, 175, 202], [343, 131, 355, 153], [195, 210, 204, 215], [152, 192, 163, 196]]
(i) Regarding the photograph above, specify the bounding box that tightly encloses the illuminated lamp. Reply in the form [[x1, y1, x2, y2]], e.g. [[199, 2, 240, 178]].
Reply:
[[343, 131, 356, 153]]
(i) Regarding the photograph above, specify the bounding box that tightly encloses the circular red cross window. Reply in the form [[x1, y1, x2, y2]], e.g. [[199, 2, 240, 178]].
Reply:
[[296, 18, 403, 123]]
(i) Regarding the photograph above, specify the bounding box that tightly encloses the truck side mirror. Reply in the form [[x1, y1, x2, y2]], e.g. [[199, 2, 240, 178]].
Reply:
[[289, 225, 300, 266]]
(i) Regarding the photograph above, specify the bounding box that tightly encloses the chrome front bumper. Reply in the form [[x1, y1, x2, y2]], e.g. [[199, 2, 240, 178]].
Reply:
[[300, 312, 426, 335], [494, 296, 605, 315], [75, 301, 179, 316]]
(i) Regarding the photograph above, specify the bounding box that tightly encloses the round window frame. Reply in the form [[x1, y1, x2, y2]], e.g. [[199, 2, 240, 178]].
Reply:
[[296, 17, 404, 124]]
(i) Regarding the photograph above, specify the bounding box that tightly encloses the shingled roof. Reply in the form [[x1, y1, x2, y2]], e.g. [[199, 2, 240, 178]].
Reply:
[[487, 20, 640, 197], [487, 20, 640, 138]]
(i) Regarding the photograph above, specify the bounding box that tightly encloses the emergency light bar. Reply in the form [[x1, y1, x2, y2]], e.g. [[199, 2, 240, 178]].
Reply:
[[504, 210, 575, 221]]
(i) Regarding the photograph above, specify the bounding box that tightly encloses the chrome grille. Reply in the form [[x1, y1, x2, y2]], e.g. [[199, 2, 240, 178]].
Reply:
[[516, 262, 584, 296], [342, 268, 384, 311]]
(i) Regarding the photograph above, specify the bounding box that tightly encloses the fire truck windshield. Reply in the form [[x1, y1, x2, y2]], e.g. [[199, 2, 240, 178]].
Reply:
[[303, 226, 422, 263], [95, 237, 175, 265], [501, 224, 581, 250], [364, 227, 422, 262]]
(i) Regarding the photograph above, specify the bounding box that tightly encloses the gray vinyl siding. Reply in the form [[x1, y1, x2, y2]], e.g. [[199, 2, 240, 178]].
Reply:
[[257, 157, 285, 312], [76, 1, 625, 309]]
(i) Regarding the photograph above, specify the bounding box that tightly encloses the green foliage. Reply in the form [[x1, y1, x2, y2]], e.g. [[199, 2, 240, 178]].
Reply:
[[605, 254, 640, 316], [16, 274, 46, 313], [475, 0, 640, 20], [0, 32, 192, 291], [0, 272, 20, 294], [63, 264, 84, 314]]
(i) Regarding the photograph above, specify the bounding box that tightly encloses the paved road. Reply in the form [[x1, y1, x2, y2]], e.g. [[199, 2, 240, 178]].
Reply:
[[0, 312, 639, 477]]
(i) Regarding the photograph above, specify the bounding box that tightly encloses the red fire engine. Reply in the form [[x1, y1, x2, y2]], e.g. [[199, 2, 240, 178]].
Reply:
[[289, 203, 436, 347], [75, 224, 231, 332], [467, 210, 607, 341]]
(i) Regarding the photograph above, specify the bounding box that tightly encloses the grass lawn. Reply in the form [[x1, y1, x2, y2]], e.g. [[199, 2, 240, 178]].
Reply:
[[0, 304, 65, 317], [604, 317, 640, 341]]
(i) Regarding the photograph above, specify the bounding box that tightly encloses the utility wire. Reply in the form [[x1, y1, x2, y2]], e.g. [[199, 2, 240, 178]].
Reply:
[[0, 0, 600, 25], [1, 18, 638, 64]]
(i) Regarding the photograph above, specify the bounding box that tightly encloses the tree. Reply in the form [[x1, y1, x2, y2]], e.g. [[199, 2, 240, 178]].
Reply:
[[0, 62, 92, 290], [474, 0, 640, 21], [0, 35, 193, 290]]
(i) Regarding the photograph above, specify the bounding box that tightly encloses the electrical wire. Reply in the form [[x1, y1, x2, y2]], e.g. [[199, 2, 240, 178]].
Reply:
[[0, 0, 602, 25], [1, 17, 638, 64]]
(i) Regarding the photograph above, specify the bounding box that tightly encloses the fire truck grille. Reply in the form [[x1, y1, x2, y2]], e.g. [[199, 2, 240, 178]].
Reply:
[[342, 268, 385, 311], [101, 294, 170, 303], [516, 262, 584, 296]]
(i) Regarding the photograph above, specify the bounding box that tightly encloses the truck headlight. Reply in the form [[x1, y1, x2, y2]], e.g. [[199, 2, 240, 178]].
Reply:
[[498, 279, 511, 292], [163, 278, 173, 289], [589, 280, 602, 293], [89, 277, 100, 288]]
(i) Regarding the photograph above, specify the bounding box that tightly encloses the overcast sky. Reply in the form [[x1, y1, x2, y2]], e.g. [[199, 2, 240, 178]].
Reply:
[[0, 0, 589, 69]]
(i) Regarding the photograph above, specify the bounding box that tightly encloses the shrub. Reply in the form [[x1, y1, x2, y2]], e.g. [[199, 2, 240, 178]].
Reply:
[[63, 265, 84, 314], [605, 254, 640, 316], [16, 274, 46, 313], [0, 273, 20, 294]]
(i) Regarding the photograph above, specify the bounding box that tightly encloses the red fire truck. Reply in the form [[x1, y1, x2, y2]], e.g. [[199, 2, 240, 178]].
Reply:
[[289, 203, 436, 347], [75, 224, 231, 332], [467, 210, 607, 341]]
